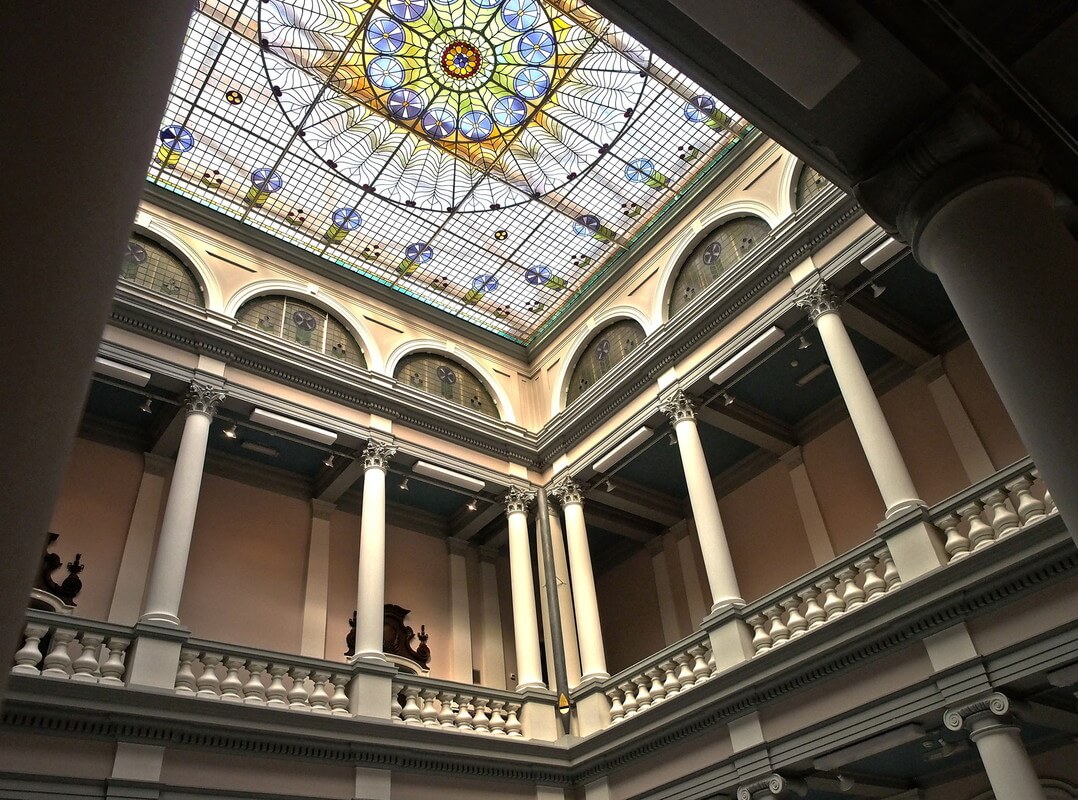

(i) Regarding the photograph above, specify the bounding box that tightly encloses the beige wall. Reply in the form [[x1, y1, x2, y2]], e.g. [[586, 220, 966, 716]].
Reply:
[[392, 772, 534, 800], [48, 437, 144, 620], [595, 546, 666, 673], [161, 749, 354, 799]]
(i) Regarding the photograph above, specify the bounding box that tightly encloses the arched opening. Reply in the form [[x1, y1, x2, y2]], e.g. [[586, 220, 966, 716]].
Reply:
[[120, 234, 205, 307], [394, 353, 500, 419], [236, 295, 367, 369], [566, 319, 647, 405], [668, 217, 772, 317], [794, 162, 830, 209]]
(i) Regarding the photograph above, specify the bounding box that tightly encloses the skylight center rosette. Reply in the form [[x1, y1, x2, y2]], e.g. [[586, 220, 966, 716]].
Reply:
[[260, 0, 647, 211]]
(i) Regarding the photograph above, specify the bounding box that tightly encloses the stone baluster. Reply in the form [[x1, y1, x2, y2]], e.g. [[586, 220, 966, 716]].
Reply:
[[329, 674, 350, 716], [309, 672, 332, 714], [70, 633, 104, 682], [418, 689, 439, 726], [390, 683, 404, 722], [633, 675, 653, 712], [11, 623, 49, 675], [472, 698, 491, 733], [242, 661, 268, 705], [400, 685, 422, 724], [265, 664, 289, 707], [219, 656, 245, 701], [781, 598, 808, 639], [674, 652, 696, 688], [647, 668, 667, 705], [660, 660, 681, 698], [858, 555, 887, 602], [937, 512, 970, 562], [505, 704, 523, 737], [195, 653, 223, 698], [620, 681, 639, 717], [489, 700, 507, 735], [747, 614, 773, 654], [877, 549, 901, 590], [799, 588, 826, 630], [41, 628, 76, 678], [436, 691, 457, 728], [1005, 475, 1045, 526], [959, 501, 995, 551], [983, 489, 1020, 539], [287, 666, 311, 710], [1033, 471, 1056, 515], [764, 606, 790, 646], [607, 688, 626, 724], [837, 566, 866, 611], [98, 638, 130, 685], [174, 648, 199, 694], [454, 694, 475, 731], [817, 578, 846, 621], [689, 644, 711, 682]]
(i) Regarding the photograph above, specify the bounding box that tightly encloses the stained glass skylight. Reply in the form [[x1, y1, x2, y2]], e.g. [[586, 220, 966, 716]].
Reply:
[[148, 0, 751, 343]]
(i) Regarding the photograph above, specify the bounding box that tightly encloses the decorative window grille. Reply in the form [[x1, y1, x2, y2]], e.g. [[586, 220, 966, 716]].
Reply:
[[236, 295, 367, 369], [668, 217, 772, 317], [566, 319, 646, 404], [794, 163, 830, 209], [120, 235, 204, 307], [394, 353, 499, 419]]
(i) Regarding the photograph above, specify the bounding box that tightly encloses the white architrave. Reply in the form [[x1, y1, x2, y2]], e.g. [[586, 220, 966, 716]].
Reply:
[[222, 279, 384, 372], [384, 339, 518, 424], [134, 222, 225, 313]]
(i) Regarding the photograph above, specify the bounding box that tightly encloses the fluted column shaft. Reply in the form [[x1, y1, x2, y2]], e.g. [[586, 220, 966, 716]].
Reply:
[[798, 284, 922, 517], [661, 391, 743, 610], [354, 441, 396, 661], [555, 480, 608, 681], [506, 487, 544, 690], [140, 384, 224, 626]]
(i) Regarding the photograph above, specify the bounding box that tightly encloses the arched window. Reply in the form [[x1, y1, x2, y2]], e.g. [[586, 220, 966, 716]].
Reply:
[[236, 295, 366, 369], [566, 319, 646, 404], [794, 163, 830, 209], [394, 353, 499, 419], [120, 235, 204, 307], [668, 217, 772, 317]]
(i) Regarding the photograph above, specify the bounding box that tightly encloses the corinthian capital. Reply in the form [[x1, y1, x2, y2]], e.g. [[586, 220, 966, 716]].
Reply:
[[550, 476, 584, 507], [184, 383, 226, 417], [659, 388, 696, 424], [795, 281, 842, 322], [361, 440, 397, 471], [504, 485, 535, 516]]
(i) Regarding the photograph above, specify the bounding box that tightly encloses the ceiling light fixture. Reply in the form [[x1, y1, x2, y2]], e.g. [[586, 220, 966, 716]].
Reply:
[[871, 282, 886, 298], [223, 423, 238, 439], [603, 479, 616, 493], [466, 496, 478, 512], [322, 453, 335, 468], [797, 335, 811, 350], [667, 432, 677, 446], [139, 397, 154, 414], [795, 363, 832, 387], [399, 477, 409, 491], [722, 391, 735, 406]]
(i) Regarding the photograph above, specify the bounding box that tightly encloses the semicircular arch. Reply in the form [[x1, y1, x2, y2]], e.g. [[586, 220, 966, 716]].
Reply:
[[129, 225, 222, 311]]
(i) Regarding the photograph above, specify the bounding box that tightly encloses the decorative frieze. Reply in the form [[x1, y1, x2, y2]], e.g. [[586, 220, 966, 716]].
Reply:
[[184, 382, 226, 417], [659, 389, 696, 424], [504, 485, 535, 516], [362, 440, 397, 471], [794, 281, 842, 322]]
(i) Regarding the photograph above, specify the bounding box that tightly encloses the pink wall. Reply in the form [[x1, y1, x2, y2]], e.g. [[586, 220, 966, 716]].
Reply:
[[944, 340, 1027, 468], [49, 437, 144, 620], [595, 546, 665, 673], [719, 462, 814, 601], [392, 773, 534, 800], [179, 473, 309, 653]]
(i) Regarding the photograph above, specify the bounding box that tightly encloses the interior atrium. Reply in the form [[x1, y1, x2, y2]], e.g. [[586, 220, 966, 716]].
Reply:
[[3, 1, 1077, 800]]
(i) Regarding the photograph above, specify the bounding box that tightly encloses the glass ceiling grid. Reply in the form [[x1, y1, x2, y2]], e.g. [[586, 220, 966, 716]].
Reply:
[[148, 0, 750, 344]]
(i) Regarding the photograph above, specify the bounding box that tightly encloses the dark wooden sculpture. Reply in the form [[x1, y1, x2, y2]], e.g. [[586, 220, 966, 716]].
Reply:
[[345, 603, 430, 668], [31, 533, 84, 609]]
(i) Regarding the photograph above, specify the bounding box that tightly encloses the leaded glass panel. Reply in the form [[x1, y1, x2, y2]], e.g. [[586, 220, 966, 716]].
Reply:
[[394, 353, 499, 418], [566, 319, 646, 404], [794, 163, 829, 209], [668, 217, 771, 317], [236, 295, 367, 368], [121, 235, 205, 307]]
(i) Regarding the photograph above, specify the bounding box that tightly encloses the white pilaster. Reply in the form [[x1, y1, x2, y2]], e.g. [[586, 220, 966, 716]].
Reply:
[[676, 527, 710, 622], [139, 383, 224, 627], [553, 478, 607, 682], [506, 486, 544, 690], [108, 453, 171, 625], [647, 536, 681, 644], [917, 356, 995, 482], [797, 284, 923, 517], [781, 447, 835, 565], [478, 546, 507, 689], [447, 537, 474, 684], [300, 499, 335, 659], [353, 440, 396, 662], [660, 390, 744, 610]]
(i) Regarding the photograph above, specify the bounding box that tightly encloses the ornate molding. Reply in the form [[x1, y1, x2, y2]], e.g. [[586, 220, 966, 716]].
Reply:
[[659, 389, 696, 424], [794, 281, 842, 322], [943, 691, 1011, 732], [504, 485, 535, 516], [362, 440, 397, 471], [184, 383, 226, 417], [550, 477, 584, 507]]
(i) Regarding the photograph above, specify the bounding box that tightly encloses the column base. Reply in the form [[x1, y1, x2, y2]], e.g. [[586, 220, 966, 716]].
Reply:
[[516, 680, 547, 692], [347, 661, 397, 719], [348, 651, 387, 665], [125, 622, 190, 690], [709, 597, 746, 614], [520, 687, 560, 741], [138, 611, 182, 627], [884, 498, 926, 518]]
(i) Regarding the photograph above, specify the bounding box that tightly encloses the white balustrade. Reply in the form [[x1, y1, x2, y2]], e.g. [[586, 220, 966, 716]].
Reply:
[[389, 679, 524, 737], [605, 634, 717, 725], [10, 614, 131, 684]]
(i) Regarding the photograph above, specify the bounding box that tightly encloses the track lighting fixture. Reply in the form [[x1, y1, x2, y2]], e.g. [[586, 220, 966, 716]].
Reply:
[[797, 334, 811, 350], [603, 478, 616, 493], [667, 432, 677, 446], [722, 391, 735, 407], [871, 282, 886, 298], [223, 423, 238, 439], [322, 453, 335, 468], [138, 397, 153, 414], [399, 477, 410, 491], [466, 496, 478, 511]]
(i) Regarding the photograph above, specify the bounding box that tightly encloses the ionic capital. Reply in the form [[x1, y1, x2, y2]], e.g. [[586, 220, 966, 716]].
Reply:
[[737, 773, 806, 800], [361, 440, 396, 471], [184, 383, 226, 417], [504, 485, 535, 516], [660, 388, 696, 424], [550, 476, 584, 507], [944, 691, 1012, 734], [795, 281, 842, 323]]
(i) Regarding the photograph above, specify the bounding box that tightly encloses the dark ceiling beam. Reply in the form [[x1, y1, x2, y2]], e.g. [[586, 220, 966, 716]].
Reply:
[[586, 476, 683, 529], [314, 458, 365, 504], [806, 773, 909, 798], [582, 504, 661, 544], [148, 404, 186, 458], [450, 500, 504, 541], [697, 403, 796, 455], [844, 295, 937, 366], [1016, 700, 1078, 736]]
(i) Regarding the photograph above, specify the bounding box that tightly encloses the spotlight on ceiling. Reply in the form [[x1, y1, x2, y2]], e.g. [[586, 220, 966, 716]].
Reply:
[[223, 423, 238, 439], [721, 391, 735, 407], [603, 478, 616, 493], [323, 453, 335, 468], [667, 432, 677, 446], [797, 335, 811, 350], [466, 496, 478, 512], [399, 477, 410, 491], [871, 282, 886, 298], [139, 397, 154, 414]]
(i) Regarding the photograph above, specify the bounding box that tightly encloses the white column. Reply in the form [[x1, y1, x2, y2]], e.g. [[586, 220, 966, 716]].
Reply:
[[353, 440, 396, 662], [506, 486, 544, 690], [945, 693, 1047, 800], [781, 447, 835, 565], [917, 356, 996, 482], [544, 507, 581, 686], [660, 390, 744, 610], [446, 538, 474, 684], [108, 453, 172, 624], [553, 479, 608, 682], [798, 283, 923, 517], [139, 384, 224, 626], [300, 500, 335, 658], [478, 546, 507, 689]]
